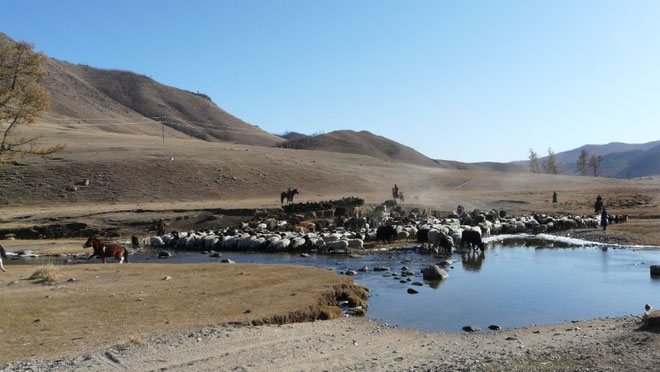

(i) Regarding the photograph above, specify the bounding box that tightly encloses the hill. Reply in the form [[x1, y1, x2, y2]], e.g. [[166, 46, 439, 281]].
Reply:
[[278, 130, 440, 167], [1, 32, 284, 147], [515, 140, 660, 178]]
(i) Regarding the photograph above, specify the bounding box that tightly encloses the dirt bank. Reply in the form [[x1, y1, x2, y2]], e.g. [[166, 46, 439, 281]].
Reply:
[[0, 263, 367, 364], [3, 315, 658, 371]]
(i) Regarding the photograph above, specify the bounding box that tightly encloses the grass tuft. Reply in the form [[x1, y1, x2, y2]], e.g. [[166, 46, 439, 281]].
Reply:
[[29, 265, 62, 283]]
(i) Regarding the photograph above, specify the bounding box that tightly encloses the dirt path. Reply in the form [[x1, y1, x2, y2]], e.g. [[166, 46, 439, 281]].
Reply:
[[4, 315, 658, 371]]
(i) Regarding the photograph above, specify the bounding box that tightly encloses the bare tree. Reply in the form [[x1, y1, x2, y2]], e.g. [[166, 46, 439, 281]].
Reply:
[[0, 41, 64, 164], [528, 149, 540, 173], [576, 149, 589, 176], [588, 154, 604, 177], [542, 147, 562, 174]]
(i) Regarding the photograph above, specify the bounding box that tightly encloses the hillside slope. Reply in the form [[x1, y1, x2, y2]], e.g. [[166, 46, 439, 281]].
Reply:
[[279, 130, 440, 167], [1, 32, 284, 147]]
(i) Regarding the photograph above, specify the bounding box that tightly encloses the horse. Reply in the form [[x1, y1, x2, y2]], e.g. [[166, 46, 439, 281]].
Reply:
[[83, 237, 129, 264], [0, 244, 7, 272], [280, 189, 299, 205]]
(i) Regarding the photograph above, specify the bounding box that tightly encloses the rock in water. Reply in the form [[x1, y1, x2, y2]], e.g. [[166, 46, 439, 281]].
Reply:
[[643, 310, 660, 329], [221, 259, 235, 264], [422, 265, 449, 280], [462, 326, 480, 333], [358, 266, 369, 272], [488, 324, 501, 331], [158, 251, 173, 259], [407, 288, 419, 294], [374, 266, 389, 271], [345, 270, 358, 276]]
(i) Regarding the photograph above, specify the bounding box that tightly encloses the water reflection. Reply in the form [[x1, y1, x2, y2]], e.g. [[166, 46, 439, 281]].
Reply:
[[461, 250, 485, 271], [427, 278, 446, 289]]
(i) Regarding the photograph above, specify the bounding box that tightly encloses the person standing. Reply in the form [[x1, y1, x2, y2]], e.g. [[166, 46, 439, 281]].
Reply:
[[601, 207, 608, 231]]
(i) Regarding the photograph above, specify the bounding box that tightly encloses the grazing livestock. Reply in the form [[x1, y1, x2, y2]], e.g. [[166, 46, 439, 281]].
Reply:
[[83, 237, 129, 264], [0, 244, 7, 272], [460, 230, 485, 251], [376, 225, 397, 244]]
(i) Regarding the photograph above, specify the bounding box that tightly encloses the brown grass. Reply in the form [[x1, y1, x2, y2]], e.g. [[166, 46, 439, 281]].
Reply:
[[28, 265, 61, 283], [0, 263, 364, 364]]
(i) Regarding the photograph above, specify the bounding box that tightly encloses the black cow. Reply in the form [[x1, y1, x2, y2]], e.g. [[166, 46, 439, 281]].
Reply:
[[376, 225, 397, 244], [461, 230, 485, 251], [416, 228, 430, 246]]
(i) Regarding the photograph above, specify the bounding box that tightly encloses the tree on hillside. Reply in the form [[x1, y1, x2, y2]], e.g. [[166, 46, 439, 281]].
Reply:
[[542, 147, 562, 174], [576, 149, 589, 176], [528, 149, 540, 173], [0, 41, 63, 165], [588, 154, 604, 177]]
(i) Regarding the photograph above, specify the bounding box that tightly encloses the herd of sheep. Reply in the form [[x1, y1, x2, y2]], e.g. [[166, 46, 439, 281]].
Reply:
[[148, 205, 608, 255]]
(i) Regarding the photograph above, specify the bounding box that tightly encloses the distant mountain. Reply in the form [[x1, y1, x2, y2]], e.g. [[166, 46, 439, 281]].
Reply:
[[1, 32, 284, 147], [279, 131, 308, 140], [614, 143, 660, 178], [279, 130, 441, 167], [516, 140, 660, 178]]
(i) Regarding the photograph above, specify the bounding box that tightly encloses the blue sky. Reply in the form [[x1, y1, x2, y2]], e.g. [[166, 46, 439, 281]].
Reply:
[[4, 0, 660, 162]]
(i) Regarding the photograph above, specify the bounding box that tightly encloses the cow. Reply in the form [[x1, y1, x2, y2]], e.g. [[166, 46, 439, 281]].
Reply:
[[461, 230, 485, 251], [376, 225, 397, 244]]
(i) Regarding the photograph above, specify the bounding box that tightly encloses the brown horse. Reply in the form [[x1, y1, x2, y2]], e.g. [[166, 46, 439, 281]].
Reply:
[[280, 188, 299, 204], [83, 237, 129, 264]]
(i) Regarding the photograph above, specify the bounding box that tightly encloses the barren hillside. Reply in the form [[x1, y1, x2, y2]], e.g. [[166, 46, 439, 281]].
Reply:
[[1, 32, 284, 147], [279, 130, 440, 167]]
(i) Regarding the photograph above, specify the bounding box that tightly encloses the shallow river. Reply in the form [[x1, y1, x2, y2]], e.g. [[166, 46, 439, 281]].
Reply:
[[9, 243, 660, 332]]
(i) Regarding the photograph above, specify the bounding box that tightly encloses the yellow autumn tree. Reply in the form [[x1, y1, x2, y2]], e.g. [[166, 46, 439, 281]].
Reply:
[[0, 41, 64, 164]]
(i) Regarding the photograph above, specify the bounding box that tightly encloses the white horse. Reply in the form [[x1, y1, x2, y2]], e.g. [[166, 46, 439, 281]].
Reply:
[[0, 244, 7, 272]]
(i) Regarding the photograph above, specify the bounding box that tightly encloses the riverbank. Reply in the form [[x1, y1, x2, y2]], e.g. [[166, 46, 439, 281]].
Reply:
[[0, 264, 367, 365], [4, 314, 658, 371]]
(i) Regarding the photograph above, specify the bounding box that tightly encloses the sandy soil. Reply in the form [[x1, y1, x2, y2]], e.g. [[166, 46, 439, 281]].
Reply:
[[3, 314, 658, 371]]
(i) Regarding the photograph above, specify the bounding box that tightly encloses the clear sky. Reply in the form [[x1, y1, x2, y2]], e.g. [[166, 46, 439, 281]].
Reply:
[[4, 0, 660, 162]]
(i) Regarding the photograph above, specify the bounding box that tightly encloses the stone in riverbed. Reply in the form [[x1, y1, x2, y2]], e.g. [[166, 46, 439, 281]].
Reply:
[[209, 252, 222, 258], [412, 281, 423, 286], [407, 288, 418, 294], [374, 266, 389, 271], [463, 326, 480, 333], [488, 324, 501, 331], [422, 265, 449, 280], [358, 266, 369, 272], [643, 310, 660, 329], [345, 270, 358, 276], [220, 259, 235, 264], [158, 251, 173, 259]]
